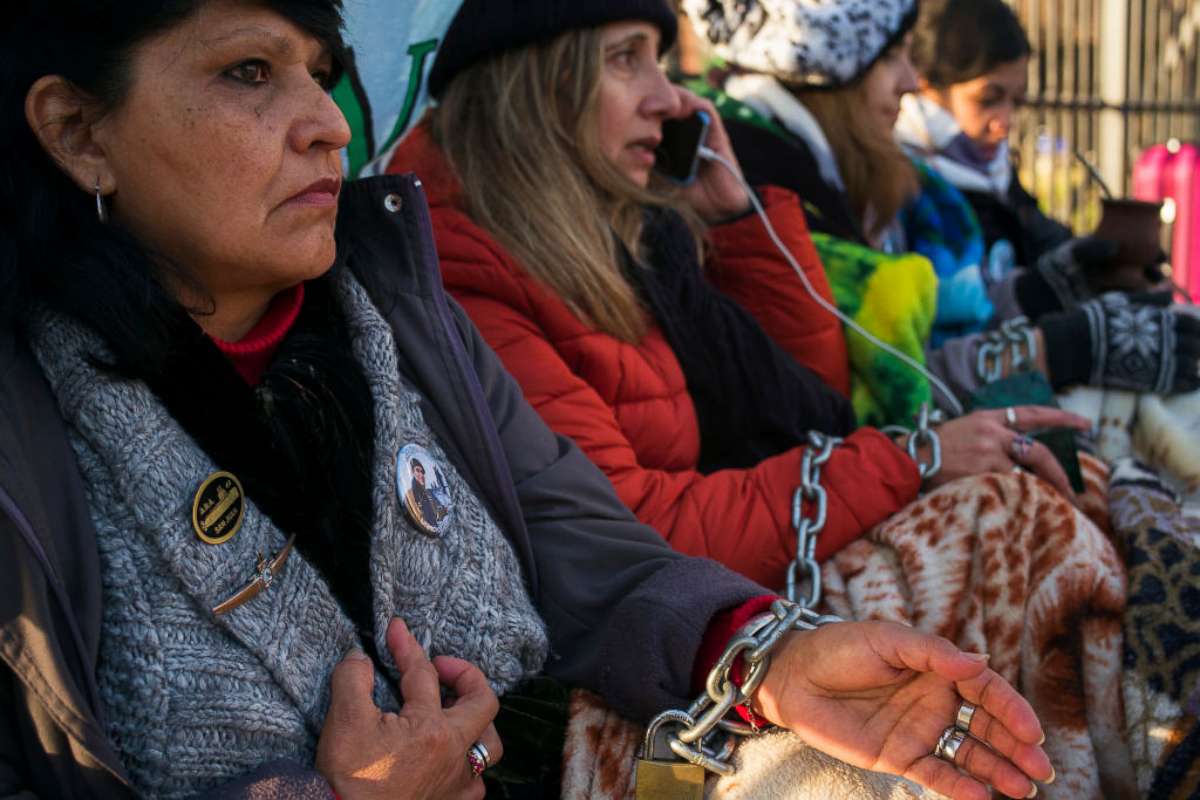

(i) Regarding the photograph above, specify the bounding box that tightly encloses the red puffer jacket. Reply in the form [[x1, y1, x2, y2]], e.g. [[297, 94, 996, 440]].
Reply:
[[389, 124, 920, 588]]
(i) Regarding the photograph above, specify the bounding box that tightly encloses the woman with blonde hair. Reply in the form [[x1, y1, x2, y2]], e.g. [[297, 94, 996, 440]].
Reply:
[[389, 0, 1089, 589]]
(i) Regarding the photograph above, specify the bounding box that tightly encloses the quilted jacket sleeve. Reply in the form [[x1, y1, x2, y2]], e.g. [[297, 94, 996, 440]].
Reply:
[[705, 187, 853, 397], [437, 212, 921, 590]]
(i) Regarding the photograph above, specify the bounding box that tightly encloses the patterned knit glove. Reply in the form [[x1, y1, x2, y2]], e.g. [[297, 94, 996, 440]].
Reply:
[[1041, 292, 1200, 394]]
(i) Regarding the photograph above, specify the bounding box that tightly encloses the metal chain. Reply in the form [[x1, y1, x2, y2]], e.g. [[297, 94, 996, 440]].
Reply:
[[906, 404, 942, 481], [644, 599, 842, 776], [786, 431, 841, 608], [882, 404, 944, 483], [976, 316, 1038, 383]]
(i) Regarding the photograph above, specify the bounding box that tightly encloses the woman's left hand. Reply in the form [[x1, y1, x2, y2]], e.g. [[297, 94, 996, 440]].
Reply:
[[670, 88, 752, 224], [754, 621, 1054, 800], [919, 406, 1091, 500]]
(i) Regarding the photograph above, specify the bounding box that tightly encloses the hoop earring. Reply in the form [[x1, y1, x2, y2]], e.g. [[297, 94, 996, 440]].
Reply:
[[94, 179, 108, 224]]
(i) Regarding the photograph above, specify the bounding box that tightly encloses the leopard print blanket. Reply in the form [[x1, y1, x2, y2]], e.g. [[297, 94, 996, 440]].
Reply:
[[561, 458, 1135, 799], [1109, 459, 1200, 798]]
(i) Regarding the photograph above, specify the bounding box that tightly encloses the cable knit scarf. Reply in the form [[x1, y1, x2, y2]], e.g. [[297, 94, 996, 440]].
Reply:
[[28, 271, 548, 799]]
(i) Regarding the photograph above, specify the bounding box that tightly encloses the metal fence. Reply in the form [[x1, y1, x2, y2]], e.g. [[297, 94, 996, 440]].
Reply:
[[1009, 0, 1200, 231]]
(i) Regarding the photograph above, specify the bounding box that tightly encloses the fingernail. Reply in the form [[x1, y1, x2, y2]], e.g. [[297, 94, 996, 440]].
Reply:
[[343, 647, 368, 662], [963, 651, 990, 662], [1047, 766, 1056, 784], [1025, 785, 1038, 798], [1037, 732, 1046, 746]]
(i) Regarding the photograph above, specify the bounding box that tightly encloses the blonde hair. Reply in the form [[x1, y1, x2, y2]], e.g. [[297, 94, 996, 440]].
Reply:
[[431, 27, 700, 342], [790, 83, 919, 242]]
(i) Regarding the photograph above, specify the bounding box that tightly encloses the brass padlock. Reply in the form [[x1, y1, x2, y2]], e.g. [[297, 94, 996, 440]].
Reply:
[[634, 715, 705, 800]]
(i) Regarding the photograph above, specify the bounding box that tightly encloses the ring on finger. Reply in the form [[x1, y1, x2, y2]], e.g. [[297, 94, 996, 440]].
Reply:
[[467, 741, 490, 778], [1005, 407, 1018, 429], [934, 725, 968, 763], [1011, 434, 1034, 461], [955, 701, 977, 732]]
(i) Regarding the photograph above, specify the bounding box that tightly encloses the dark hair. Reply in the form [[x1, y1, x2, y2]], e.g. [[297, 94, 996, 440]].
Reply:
[[910, 0, 1032, 88], [0, 0, 345, 374]]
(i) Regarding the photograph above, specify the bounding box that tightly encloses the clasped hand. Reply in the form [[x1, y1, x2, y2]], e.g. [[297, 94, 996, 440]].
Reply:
[[316, 618, 502, 800]]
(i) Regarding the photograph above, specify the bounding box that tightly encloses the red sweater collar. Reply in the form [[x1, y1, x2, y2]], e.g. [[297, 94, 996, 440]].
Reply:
[[209, 283, 306, 385]]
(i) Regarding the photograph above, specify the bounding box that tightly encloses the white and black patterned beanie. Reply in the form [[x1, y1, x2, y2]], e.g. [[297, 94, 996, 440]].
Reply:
[[683, 0, 919, 88]]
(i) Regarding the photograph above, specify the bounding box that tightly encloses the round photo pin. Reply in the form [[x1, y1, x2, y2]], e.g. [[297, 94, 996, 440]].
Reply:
[[396, 444, 453, 537]]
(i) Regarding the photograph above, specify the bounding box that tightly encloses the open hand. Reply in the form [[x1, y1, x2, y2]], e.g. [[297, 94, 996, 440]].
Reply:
[[316, 618, 502, 800], [755, 621, 1053, 800]]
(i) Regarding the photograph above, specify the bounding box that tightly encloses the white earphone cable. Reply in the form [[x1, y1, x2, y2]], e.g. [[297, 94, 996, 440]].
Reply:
[[697, 145, 966, 417]]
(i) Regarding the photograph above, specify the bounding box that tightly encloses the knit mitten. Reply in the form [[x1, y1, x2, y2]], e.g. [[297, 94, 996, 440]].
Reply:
[[1040, 292, 1200, 394], [1015, 237, 1119, 319]]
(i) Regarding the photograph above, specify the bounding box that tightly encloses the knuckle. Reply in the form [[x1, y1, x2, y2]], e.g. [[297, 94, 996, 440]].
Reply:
[[424, 722, 452, 751], [963, 739, 994, 777]]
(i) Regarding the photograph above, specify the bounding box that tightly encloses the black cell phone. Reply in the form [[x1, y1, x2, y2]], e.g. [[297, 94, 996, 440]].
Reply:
[[655, 111, 711, 185]]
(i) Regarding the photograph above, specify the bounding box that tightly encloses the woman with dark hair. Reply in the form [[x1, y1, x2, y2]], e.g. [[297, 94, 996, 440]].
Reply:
[[0, 1, 1052, 798], [900, 0, 1065, 270]]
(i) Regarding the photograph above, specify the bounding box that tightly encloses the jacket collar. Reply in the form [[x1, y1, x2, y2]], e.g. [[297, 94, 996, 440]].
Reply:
[[335, 172, 539, 594], [725, 74, 847, 194]]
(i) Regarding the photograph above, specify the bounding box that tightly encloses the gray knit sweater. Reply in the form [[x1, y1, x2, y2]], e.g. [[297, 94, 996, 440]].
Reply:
[[29, 273, 549, 799]]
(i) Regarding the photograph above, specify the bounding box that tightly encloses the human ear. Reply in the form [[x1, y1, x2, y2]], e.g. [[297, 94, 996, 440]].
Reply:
[[24, 75, 116, 196]]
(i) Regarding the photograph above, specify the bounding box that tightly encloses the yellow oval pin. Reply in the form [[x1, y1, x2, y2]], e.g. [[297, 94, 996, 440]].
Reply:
[[192, 471, 245, 545]]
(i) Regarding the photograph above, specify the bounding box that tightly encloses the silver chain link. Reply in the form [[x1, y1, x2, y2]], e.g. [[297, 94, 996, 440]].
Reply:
[[644, 599, 842, 776], [976, 316, 1038, 383], [881, 404, 944, 483], [786, 431, 841, 608]]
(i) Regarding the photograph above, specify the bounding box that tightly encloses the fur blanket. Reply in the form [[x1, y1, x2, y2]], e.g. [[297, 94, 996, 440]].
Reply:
[[1059, 386, 1200, 510], [561, 460, 1133, 799]]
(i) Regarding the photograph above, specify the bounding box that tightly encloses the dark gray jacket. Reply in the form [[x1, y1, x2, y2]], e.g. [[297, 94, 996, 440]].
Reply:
[[0, 174, 763, 798]]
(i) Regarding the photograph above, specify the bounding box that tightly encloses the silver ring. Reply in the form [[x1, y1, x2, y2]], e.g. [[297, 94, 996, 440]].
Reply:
[[1005, 407, 1018, 429], [1011, 434, 1034, 461], [934, 725, 968, 763], [955, 701, 977, 732], [467, 741, 490, 778]]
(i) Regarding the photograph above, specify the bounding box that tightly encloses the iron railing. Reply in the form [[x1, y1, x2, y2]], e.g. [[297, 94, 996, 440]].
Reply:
[[1009, 0, 1200, 232]]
